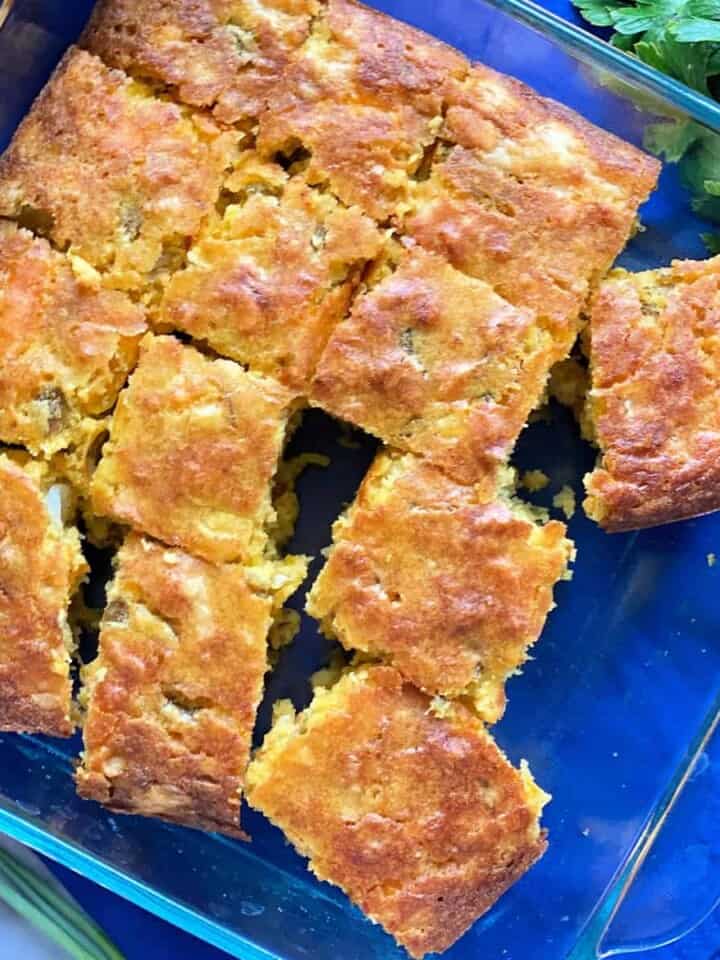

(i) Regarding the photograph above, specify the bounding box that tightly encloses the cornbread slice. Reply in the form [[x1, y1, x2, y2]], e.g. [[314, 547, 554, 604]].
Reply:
[[160, 154, 383, 392], [585, 258, 720, 530], [0, 47, 240, 297], [0, 455, 87, 736], [247, 665, 549, 958], [257, 0, 468, 221], [403, 64, 660, 340], [307, 452, 572, 722], [311, 245, 560, 487], [77, 533, 307, 835], [0, 222, 146, 456], [91, 335, 297, 564], [82, 0, 320, 126]]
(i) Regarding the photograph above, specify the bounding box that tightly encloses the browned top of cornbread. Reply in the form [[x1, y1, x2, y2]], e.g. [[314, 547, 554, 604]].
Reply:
[[257, 0, 468, 221], [0, 455, 87, 736], [76, 534, 300, 835], [82, 0, 320, 125], [585, 258, 720, 530], [0, 222, 146, 456], [307, 452, 571, 722], [311, 245, 559, 487], [90, 334, 295, 563], [246, 665, 549, 958], [0, 47, 239, 295], [404, 64, 660, 337], [160, 154, 382, 392]]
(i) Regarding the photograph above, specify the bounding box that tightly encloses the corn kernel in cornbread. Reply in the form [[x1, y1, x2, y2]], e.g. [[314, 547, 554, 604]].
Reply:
[[247, 665, 549, 959], [307, 452, 571, 722], [77, 533, 307, 834], [91, 335, 296, 563], [160, 155, 383, 392], [0, 223, 146, 456], [257, 0, 468, 221], [82, 0, 320, 125], [0, 48, 239, 297], [0, 455, 87, 736], [403, 64, 660, 339], [311, 246, 559, 486], [585, 258, 720, 530]]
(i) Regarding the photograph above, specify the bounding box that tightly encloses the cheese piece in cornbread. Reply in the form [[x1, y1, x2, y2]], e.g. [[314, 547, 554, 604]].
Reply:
[[247, 665, 549, 958]]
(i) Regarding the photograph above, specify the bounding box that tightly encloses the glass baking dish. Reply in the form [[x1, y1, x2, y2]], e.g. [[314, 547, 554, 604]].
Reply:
[[1, 1, 719, 957]]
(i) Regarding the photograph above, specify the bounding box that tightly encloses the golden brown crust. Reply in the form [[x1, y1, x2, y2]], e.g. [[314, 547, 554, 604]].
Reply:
[[0, 222, 146, 455], [307, 451, 571, 721], [160, 154, 382, 392], [90, 334, 295, 564], [0, 455, 87, 736], [82, 0, 320, 125], [585, 258, 720, 530], [247, 665, 549, 958], [311, 245, 559, 486], [0, 47, 239, 296]]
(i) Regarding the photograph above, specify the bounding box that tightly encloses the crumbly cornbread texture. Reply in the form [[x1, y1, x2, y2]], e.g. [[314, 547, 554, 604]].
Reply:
[[0, 222, 146, 456], [307, 452, 572, 722], [76, 533, 306, 834], [0, 47, 239, 296], [247, 665, 549, 958], [0, 455, 87, 736], [91, 335, 296, 563], [160, 154, 383, 392], [585, 258, 720, 530], [311, 245, 560, 486], [82, 0, 320, 125]]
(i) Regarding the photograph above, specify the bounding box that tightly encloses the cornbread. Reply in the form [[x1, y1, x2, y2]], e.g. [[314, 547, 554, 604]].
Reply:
[[307, 452, 572, 722], [0, 455, 87, 736], [82, 0, 320, 125], [91, 335, 297, 563], [0, 222, 146, 456], [311, 245, 560, 487], [257, 0, 468, 221], [247, 665, 549, 959], [160, 154, 383, 392], [77, 533, 307, 834], [0, 47, 239, 297], [585, 258, 720, 530]]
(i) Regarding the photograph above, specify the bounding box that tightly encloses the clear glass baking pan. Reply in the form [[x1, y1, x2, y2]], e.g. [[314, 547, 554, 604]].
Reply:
[[1, 1, 719, 958]]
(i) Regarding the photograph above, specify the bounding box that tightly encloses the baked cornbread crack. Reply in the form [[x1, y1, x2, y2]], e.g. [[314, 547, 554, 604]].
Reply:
[[0, 47, 240, 299], [82, 0, 321, 126], [91, 334, 298, 564], [0, 222, 146, 457], [159, 153, 383, 392], [77, 533, 307, 835], [307, 451, 572, 722], [585, 258, 720, 530], [257, 0, 468, 221], [246, 665, 549, 959], [311, 244, 561, 487], [0, 454, 87, 736]]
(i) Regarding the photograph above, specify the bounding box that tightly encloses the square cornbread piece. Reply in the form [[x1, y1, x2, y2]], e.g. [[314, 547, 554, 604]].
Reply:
[[0, 454, 87, 736], [585, 258, 720, 530], [247, 665, 549, 959], [82, 0, 320, 125], [160, 154, 383, 392], [91, 335, 296, 564], [257, 0, 468, 222], [77, 533, 307, 835], [312, 245, 560, 486], [0, 47, 239, 297], [307, 452, 572, 722], [0, 222, 146, 456], [403, 64, 660, 341]]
